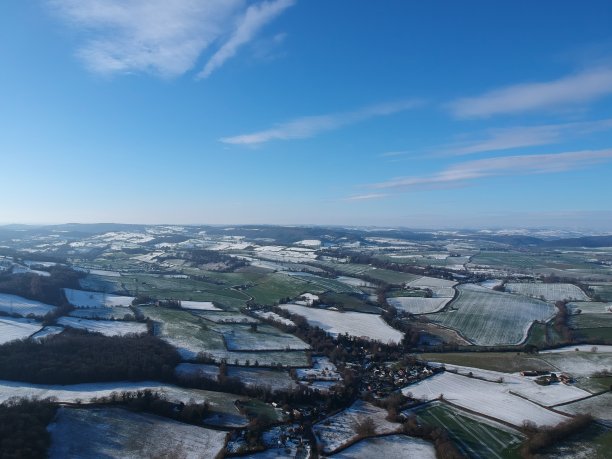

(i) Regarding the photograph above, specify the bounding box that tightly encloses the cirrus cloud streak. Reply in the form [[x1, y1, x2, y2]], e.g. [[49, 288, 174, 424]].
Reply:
[[447, 67, 612, 118], [220, 99, 423, 145], [366, 148, 612, 192]]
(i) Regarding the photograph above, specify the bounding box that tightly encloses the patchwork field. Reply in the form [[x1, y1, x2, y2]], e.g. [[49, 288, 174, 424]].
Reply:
[[57, 317, 147, 336], [0, 293, 56, 317], [79, 273, 249, 310], [0, 317, 42, 344], [286, 272, 363, 294], [245, 272, 316, 305], [48, 407, 228, 459], [505, 283, 589, 302], [141, 306, 309, 365], [314, 260, 421, 285], [313, 400, 400, 453], [428, 284, 556, 346], [279, 303, 404, 343], [413, 402, 523, 459]]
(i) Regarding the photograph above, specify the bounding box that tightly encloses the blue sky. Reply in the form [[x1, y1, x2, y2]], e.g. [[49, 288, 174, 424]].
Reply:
[[2, 0, 612, 229]]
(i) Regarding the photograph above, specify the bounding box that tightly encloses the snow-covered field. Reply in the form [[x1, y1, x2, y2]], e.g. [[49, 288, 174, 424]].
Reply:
[[427, 363, 591, 407], [313, 400, 401, 453], [0, 293, 56, 317], [505, 283, 590, 302], [227, 367, 299, 391], [48, 407, 227, 459], [407, 276, 456, 289], [557, 393, 612, 424], [387, 296, 450, 314], [57, 317, 147, 336], [0, 317, 42, 344], [196, 311, 258, 323], [220, 325, 310, 351], [279, 304, 404, 344], [175, 363, 220, 381], [429, 284, 556, 346], [332, 435, 436, 459], [180, 300, 221, 311], [253, 310, 296, 326], [540, 344, 612, 354], [538, 350, 612, 377], [63, 288, 135, 308], [402, 371, 570, 427]]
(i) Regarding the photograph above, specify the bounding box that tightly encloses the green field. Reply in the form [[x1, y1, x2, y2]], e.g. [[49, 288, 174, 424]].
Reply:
[[523, 322, 566, 349], [245, 272, 316, 305], [590, 283, 612, 301], [414, 403, 523, 459], [571, 313, 612, 329], [574, 327, 612, 342]]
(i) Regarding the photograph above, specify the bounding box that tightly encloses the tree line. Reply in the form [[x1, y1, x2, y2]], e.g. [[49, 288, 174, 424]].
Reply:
[[0, 397, 57, 459], [0, 330, 180, 385]]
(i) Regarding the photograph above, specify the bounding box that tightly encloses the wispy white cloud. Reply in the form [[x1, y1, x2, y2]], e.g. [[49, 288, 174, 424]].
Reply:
[[444, 119, 612, 156], [447, 67, 612, 118], [343, 193, 388, 201], [49, 0, 292, 78], [368, 148, 612, 190], [220, 99, 422, 145], [198, 0, 295, 79]]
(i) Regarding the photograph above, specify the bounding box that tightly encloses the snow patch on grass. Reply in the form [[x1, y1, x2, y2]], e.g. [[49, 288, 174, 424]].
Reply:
[[57, 317, 147, 336], [279, 304, 403, 344]]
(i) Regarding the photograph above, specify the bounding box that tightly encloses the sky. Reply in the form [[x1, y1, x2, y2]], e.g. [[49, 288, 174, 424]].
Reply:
[[2, 0, 612, 230]]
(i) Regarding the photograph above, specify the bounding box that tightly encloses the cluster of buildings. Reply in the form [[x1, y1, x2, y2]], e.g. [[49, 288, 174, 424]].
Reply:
[[361, 362, 437, 398]]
